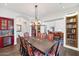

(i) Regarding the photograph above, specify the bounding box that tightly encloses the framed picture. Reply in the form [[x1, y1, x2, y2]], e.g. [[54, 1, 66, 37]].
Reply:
[[17, 24, 22, 32]]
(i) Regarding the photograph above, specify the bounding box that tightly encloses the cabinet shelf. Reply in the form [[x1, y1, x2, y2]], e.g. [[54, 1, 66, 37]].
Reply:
[[67, 33, 76, 35], [66, 28, 76, 29], [0, 35, 14, 37], [66, 22, 76, 24]]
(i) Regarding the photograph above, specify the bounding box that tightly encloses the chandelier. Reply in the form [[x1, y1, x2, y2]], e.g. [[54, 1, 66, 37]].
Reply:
[[32, 5, 41, 25]]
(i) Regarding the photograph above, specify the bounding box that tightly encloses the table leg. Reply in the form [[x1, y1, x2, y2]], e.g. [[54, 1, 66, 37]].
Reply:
[[45, 49, 51, 56]]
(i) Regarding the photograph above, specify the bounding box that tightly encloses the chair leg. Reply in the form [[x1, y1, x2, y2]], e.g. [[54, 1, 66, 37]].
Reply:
[[19, 46, 23, 55], [22, 47, 29, 56], [25, 50, 29, 56], [20, 46, 25, 56], [22, 47, 26, 56]]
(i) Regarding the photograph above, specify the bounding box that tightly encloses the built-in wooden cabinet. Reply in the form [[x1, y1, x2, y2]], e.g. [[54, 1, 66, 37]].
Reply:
[[0, 17, 14, 48], [66, 15, 78, 48]]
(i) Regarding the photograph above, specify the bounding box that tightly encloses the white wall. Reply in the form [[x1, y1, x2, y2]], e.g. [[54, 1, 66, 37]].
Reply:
[[44, 18, 65, 32], [55, 19, 65, 32], [14, 17, 29, 44], [44, 21, 55, 33]]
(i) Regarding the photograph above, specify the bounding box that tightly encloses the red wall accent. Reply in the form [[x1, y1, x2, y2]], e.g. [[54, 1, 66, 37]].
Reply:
[[0, 37, 4, 48]]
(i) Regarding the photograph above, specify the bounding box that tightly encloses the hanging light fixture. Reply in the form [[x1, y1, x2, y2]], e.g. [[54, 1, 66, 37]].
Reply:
[[31, 4, 41, 37], [31, 4, 41, 26], [35, 5, 38, 20], [34, 4, 41, 25]]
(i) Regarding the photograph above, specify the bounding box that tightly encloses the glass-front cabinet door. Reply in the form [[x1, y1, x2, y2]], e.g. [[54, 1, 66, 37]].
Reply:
[[8, 20, 13, 29], [1, 19, 7, 29]]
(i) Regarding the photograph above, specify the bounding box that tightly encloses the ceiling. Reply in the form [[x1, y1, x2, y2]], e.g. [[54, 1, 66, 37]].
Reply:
[[0, 3, 79, 20]]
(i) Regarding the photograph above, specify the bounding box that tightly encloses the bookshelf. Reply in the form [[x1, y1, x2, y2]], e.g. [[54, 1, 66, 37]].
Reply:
[[66, 15, 78, 48], [0, 17, 14, 48]]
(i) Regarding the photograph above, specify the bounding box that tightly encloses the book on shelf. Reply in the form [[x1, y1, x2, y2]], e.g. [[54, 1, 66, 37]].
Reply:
[[3, 37, 12, 46], [67, 35, 74, 39], [67, 24, 77, 28], [8, 20, 13, 29], [68, 18, 76, 22], [73, 18, 77, 22], [1, 30, 13, 36], [70, 18, 73, 22]]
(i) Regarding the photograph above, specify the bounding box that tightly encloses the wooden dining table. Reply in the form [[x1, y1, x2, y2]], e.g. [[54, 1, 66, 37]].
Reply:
[[26, 37, 57, 55]]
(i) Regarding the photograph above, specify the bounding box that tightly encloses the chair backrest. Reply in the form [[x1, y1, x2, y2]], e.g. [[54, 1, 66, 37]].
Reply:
[[18, 35, 23, 46], [27, 44, 34, 56], [47, 33, 54, 41], [48, 40, 62, 56], [53, 32, 64, 40], [18, 35, 27, 49], [41, 33, 47, 40], [24, 32, 29, 39], [18, 35, 33, 56], [37, 32, 41, 39], [48, 41, 58, 56], [22, 36, 34, 56], [55, 40, 63, 56]]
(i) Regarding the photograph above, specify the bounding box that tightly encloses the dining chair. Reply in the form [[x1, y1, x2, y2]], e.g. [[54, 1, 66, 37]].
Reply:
[[41, 33, 47, 39], [37, 32, 41, 39], [18, 35, 23, 55], [47, 40, 63, 56], [47, 33, 54, 41], [47, 41, 58, 56], [55, 40, 64, 56], [18, 35, 29, 56], [24, 32, 29, 39], [33, 49, 44, 56], [26, 43, 34, 56], [22, 36, 35, 56]]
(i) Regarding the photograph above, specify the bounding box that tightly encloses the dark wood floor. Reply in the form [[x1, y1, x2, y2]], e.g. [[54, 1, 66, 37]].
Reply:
[[0, 38, 79, 56], [0, 45, 20, 56], [63, 47, 79, 56], [0, 44, 79, 56]]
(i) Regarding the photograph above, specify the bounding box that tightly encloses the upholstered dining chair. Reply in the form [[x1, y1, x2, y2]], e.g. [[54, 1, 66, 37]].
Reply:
[[47, 33, 54, 41], [21, 36, 34, 56], [24, 32, 29, 39], [41, 33, 47, 40], [37, 32, 41, 39], [47, 41, 58, 56], [18, 35, 29, 56], [48, 40, 63, 56], [26, 43, 34, 56], [18, 35, 23, 55], [33, 49, 44, 56], [55, 40, 64, 56]]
